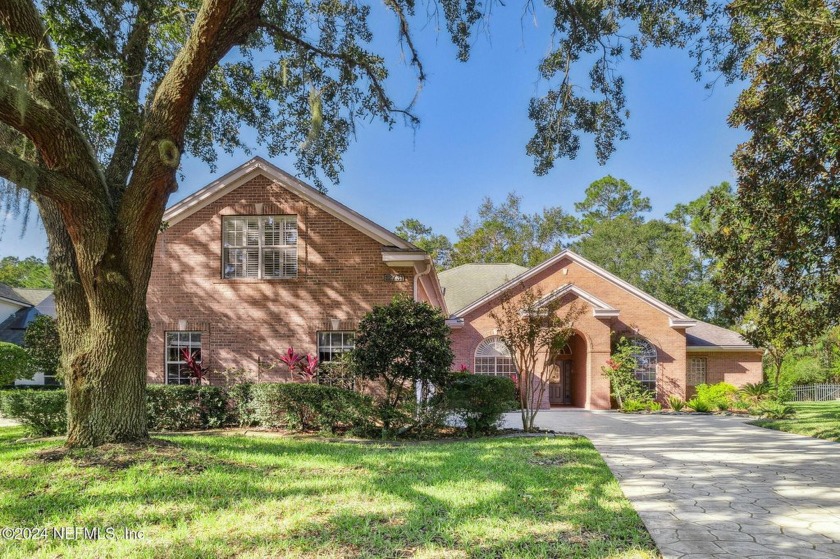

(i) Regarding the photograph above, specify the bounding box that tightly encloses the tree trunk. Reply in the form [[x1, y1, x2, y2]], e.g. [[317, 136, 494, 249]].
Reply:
[[38, 195, 157, 448], [64, 300, 150, 446]]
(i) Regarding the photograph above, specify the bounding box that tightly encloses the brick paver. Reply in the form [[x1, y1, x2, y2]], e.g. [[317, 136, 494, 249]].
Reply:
[[505, 411, 840, 558]]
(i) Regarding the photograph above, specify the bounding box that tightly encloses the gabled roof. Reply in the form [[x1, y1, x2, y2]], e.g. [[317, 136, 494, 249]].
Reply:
[[450, 250, 695, 328], [439, 263, 528, 315], [533, 284, 619, 318], [0, 284, 30, 306], [13, 288, 53, 307], [686, 320, 758, 351], [163, 157, 418, 250]]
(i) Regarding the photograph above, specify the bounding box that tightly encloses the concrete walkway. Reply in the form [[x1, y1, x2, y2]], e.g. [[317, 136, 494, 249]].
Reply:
[[0, 417, 20, 427], [504, 410, 840, 558]]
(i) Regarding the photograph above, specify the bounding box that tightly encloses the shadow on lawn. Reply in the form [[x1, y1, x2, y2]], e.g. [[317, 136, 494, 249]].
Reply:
[[0, 431, 654, 558]]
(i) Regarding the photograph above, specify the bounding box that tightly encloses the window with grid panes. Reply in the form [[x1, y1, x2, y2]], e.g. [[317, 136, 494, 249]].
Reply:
[[474, 336, 517, 376], [629, 337, 658, 394], [222, 216, 297, 279], [317, 331, 355, 362], [165, 331, 202, 385], [687, 357, 707, 386]]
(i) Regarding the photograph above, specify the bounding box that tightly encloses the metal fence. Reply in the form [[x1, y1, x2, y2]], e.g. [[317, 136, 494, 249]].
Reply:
[[789, 384, 840, 402]]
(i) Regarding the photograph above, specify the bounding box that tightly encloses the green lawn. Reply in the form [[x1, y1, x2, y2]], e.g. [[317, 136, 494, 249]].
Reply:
[[752, 401, 840, 442], [0, 427, 657, 559]]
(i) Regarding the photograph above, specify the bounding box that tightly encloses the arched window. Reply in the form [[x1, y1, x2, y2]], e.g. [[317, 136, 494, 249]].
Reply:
[[475, 336, 517, 376], [629, 337, 658, 394]]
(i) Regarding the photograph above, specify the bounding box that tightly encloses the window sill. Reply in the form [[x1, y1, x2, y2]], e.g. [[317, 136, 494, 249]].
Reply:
[[213, 277, 301, 283]]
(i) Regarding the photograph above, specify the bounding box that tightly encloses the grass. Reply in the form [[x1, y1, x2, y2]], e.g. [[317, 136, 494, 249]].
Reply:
[[752, 401, 840, 442], [0, 427, 658, 559]]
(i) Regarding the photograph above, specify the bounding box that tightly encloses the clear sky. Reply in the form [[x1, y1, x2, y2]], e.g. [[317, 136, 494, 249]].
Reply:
[[0, 10, 746, 260]]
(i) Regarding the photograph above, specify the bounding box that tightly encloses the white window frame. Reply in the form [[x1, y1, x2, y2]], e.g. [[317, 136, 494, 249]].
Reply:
[[317, 331, 355, 362], [629, 337, 658, 395], [222, 215, 298, 279], [688, 357, 707, 387], [165, 331, 202, 385], [474, 336, 517, 376]]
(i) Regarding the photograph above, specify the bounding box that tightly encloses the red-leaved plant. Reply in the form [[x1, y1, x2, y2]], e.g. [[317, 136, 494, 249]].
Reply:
[[279, 347, 304, 377], [181, 349, 209, 385], [459, 364, 472, 374], [298, 353, 319, 382]]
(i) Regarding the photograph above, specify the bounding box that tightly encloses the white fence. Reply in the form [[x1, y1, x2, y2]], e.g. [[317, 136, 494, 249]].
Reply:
[[789, 384, 840, 402]]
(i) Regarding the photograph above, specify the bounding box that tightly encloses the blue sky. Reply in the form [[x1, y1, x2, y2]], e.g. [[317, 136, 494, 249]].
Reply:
[[0, 11, 746, 260]]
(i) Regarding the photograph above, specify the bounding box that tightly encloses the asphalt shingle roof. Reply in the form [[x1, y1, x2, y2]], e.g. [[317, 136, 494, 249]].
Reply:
[[685, 320, 756, 349], [439, 263, 529, 314], [0, 284, 29, 306]]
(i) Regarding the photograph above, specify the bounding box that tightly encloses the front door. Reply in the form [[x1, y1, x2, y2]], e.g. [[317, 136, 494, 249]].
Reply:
[[549, 359, 573, 405]]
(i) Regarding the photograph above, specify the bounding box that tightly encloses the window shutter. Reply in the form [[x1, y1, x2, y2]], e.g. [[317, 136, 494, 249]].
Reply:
[[283, 247, 298, 277]]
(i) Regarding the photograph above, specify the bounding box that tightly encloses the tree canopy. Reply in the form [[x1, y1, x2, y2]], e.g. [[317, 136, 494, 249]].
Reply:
[[0, 256, 52, 288]]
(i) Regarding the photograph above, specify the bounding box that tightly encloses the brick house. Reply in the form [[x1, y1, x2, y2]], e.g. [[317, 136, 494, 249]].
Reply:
[[439, 253, 764, 410], [147, 158, 763, 407], [147, 157, 446, 384]]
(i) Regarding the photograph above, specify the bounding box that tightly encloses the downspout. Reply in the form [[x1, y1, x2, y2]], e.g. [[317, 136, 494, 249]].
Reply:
[[414, 256, 433, 408], [413, 257, 432, 302]]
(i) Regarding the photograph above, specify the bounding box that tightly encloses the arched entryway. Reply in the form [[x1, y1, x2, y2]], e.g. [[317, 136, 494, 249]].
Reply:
[[548, 332, 587, 407]]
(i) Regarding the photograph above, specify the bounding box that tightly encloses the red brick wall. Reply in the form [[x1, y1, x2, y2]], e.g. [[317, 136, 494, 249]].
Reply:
[[687, 351, 764, 390], [146, 174, 415, 383], [449, 255, 762, 409]]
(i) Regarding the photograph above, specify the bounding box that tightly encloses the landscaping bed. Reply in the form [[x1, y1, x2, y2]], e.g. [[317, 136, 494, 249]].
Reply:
[[0, 426, 658, 558]]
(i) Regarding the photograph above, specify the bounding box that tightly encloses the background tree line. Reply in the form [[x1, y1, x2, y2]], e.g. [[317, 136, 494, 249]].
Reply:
[[397, 176, 733, 326]]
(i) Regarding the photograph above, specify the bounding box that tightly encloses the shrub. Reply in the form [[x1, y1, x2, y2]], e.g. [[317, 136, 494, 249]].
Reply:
[[621, 399, 649, 412], [667, 394, 685, 411], [648, 401, 662, 412], [740, 382, 771, 402], [443, 373, 516, 435], [226, 382, 256, 427], [756, 401, 796, 419], [145, 385, 229, 431], [352, 295, 454, 435], [249, 383, 374, 434], [0, 389, 67, 436], [686, 398, 711, 412], [695, 382, 738, 410], [24, 315, 61, 381], [732, 399, 751, 411], [0, 342, 34, 386]]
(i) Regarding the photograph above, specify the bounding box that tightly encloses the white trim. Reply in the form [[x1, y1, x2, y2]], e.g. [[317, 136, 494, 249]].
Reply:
[[382, 252, 427, 267], [533, 283, 620, 319], [452, 250, 694, 328], [669, 318, 697, 328], [0, 296, 28, 307], [163, 157, 416, 250]]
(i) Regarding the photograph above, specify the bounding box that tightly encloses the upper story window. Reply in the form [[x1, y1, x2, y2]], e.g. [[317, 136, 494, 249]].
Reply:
[[222, 216, 297, 279]]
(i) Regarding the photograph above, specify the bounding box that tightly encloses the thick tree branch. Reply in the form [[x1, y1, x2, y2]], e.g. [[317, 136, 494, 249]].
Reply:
[[104, 0, 158, 198]]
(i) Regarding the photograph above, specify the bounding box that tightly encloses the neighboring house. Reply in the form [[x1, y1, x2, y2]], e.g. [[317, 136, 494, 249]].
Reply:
[[440, 252, 763, 410], [0, 284, 58, 386], [147, 157, 762, 408], [147, 157, 446, 384]]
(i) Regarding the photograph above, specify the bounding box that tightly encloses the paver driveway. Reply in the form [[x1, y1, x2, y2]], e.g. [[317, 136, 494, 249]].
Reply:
[[504, 410, 840, 559]]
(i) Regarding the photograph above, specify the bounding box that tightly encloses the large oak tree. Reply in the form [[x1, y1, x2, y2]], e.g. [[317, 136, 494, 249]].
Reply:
[[0, 0, 736, 446]]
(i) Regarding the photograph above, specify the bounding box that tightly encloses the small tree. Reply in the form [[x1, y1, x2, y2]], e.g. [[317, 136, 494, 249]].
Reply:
[[24, 315, 61, 381], [490, 285, 581, 432], [0, 342, 33, 386], [601, 337, 650, 409], [740, 292, 817, 391], [352, 295, 454, 435]]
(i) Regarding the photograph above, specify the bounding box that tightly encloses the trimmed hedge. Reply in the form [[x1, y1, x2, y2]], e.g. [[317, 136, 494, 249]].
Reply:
[[0, 389, 66, 436], [248, 382, 374, 434], [442, 373, 517, 435], [146, 385, 229, 431]]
